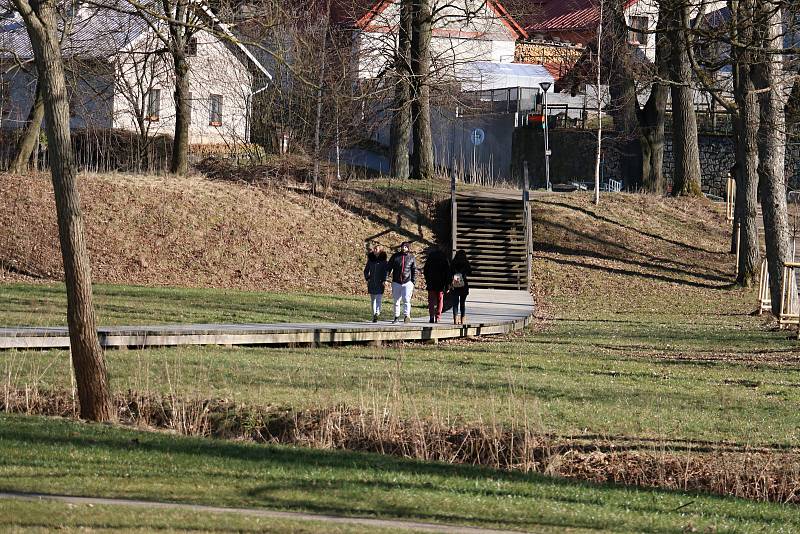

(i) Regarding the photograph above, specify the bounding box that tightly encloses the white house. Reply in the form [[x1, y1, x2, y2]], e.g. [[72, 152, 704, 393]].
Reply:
[[0, 1, 271, 145], [340, 0, 528, 83]]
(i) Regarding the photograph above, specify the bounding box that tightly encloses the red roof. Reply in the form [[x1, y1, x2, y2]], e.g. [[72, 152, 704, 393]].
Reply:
[[332, 0, 527, 39], [542, 63, 562, 78], [525, 0, 638, 33]]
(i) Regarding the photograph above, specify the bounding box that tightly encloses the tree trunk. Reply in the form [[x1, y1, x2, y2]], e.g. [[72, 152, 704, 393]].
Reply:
[[14, 0, 112, 421], [732, 0, 760, 286], [606, 0, 642, 189], [390, 0, 412, 180], [733, 82, 760, 285], [753, 2, 789, 315], [639, 106, 666, 193], [669, 2, 702, 197], [639, 96, 667, 196], [638, 9, 669, 194], [171, 52, 190, 176], [312, 23, 328, 194], [410, 0, 434, 181], [10, 78, 44, 174]]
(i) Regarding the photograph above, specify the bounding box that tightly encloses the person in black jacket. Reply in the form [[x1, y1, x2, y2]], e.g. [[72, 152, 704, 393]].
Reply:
[[450, 249, 472, 325], [387, 241, 416, 323], [363, 245, 389, 322], [423, 246, 450, 323]]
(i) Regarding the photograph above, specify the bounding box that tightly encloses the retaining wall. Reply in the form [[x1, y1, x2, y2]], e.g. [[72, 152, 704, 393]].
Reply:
[[513, 128, 800, 196]]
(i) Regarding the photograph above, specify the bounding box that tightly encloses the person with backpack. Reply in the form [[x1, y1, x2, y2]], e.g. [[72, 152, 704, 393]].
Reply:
[[450, 249, 472, 325], [387, 241, 417, 323], [423, 245, 450, 323], [363, 244, 389, 322]]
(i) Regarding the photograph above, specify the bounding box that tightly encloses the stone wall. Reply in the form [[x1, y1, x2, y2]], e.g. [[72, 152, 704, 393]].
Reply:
[[513, 128, 800, 196]]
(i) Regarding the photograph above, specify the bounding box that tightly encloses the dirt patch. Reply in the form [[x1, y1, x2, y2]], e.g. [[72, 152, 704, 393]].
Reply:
[[0, 172, 444, 295], [3, 388, 798, 505]]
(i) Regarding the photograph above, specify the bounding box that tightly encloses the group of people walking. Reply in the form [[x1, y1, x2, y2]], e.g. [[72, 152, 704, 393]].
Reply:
[[364, 242, 472, 325]]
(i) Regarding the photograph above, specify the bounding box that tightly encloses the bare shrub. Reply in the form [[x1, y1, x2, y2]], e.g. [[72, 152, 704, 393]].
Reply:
[[1, 386, 798, 504]]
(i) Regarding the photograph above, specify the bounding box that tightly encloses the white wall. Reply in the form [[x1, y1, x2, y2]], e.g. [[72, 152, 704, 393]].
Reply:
[[355, 0, 519, 80], [625, 0, 729, 62], [112, 28, 253, 145]]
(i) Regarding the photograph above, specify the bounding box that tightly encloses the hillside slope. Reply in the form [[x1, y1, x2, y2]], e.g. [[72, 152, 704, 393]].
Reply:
[[1, 172, 747, 317], [0, 173, 443, 294], [532, 193, 737, 306]]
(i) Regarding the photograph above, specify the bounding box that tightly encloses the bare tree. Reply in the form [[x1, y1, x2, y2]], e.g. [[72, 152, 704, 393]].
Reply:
[[667, 0, 702, 197], [410, 0, 434, 180], [9, 74, 42, 173], [605, 0, 644, 189], [115, 0, 204, 175], [731, 0, 760, 286], [10, 0, 112, 421], [389, 0, 412, 179], [638, 4, 669, 193], [594, 0, 603, 204], [753, 0, 789, 312]]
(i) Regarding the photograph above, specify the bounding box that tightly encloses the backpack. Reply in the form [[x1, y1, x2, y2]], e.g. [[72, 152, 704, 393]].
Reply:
[[451, 272, 465, 288]]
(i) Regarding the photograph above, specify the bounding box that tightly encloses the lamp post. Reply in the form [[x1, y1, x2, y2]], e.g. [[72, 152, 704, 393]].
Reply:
[[539, 81, 552, 191]]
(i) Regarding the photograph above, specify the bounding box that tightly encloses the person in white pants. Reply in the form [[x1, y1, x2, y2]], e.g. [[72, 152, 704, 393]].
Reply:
[[392, 279, 414, 321], [387, 241, 417, 323]]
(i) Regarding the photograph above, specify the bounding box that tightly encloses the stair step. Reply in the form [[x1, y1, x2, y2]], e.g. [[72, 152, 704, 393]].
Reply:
[[457, 231, 525, 238], [457, 221, 523, 229], [456, 209, 520, 217], [453, 193, 531, 288], [456, 195, 520, 203], [458, 240, 526, 246], [460, 257, 526, 265]]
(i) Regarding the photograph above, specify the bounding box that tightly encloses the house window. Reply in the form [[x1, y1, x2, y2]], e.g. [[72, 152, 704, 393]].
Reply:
[[209, 94, 223, 126], [628, 16, 649, 45], [0, 81, 9, 118], [186, 37, 198, 57], [147, 88, 161, 121]]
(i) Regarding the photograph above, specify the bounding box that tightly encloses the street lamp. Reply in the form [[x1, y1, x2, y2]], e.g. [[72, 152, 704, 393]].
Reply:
[[539, 81, 552, 191]]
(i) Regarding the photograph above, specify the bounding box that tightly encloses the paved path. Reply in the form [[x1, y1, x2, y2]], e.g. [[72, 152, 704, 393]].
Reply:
[[0, 491, 521, 533], [0, 289, 534, 350]]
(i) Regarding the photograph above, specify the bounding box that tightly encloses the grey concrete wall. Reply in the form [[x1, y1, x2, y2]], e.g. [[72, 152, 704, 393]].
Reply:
[[370, 106, 519, 180], [513, 128, 800, 196]]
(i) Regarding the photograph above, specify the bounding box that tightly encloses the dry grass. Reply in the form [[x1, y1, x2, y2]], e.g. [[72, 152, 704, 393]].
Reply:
[[0, 172, 443, 295], [2, 386, 798, 504]]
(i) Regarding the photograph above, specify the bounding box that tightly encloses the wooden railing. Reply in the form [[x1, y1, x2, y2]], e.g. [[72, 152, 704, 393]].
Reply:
[[757, 258, 771, 315], [777, 261, 800, 330]]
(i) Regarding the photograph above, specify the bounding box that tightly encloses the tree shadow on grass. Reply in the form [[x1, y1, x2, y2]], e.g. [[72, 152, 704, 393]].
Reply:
[[541, 256, 735, 291], [535, 218, 733, 280], [1, 415, 792, 529], [536, 199, 723, 255]]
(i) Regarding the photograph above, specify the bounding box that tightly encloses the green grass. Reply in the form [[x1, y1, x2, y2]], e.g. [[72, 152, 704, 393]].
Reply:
[[1, 414, 798, 533], [0, 498, 401, 533], [4, 273, 800, 447], [0, 282, 422, 327], [7, 286, 800, 447], [3, 193, 800, 530]]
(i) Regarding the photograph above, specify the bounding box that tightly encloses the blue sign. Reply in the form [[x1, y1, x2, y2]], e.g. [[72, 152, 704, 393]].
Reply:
[[470, 128, 485, 146]]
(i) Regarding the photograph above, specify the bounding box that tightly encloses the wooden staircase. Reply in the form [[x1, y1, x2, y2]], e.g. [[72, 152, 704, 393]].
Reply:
[[454, 192, 529, 290]]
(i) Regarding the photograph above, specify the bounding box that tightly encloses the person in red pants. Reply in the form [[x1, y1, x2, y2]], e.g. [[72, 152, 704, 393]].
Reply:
[[423, 246, 450, 323]]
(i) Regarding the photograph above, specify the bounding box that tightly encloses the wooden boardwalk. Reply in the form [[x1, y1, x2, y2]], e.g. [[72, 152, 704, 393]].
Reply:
[[0, 289, 534, 350]]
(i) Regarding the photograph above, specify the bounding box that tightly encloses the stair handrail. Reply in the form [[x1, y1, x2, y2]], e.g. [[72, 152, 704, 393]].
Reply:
[[450, 172, 457, 258], [523, 161, 532, 287]]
